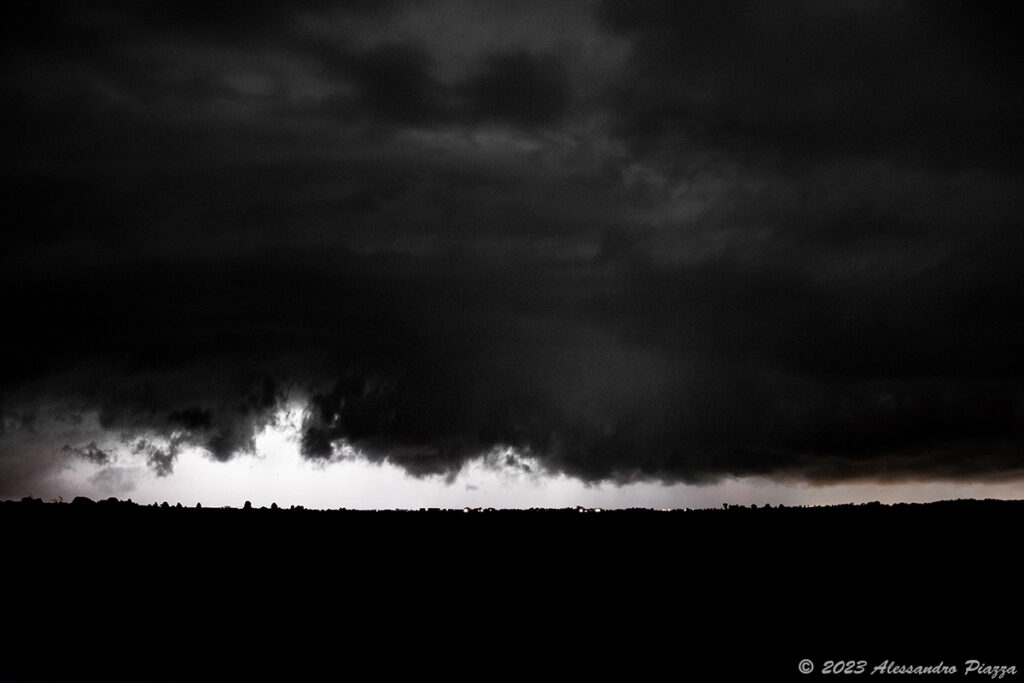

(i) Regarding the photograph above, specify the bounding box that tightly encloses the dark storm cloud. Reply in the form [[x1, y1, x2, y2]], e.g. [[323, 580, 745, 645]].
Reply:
[[96, 374, 288, 467], [312, 41, 450, 125], [458, 50, 570, 127], [597, 0, 1024, 171], [146, 444, 178, 478], [3, 0, 1024, 491], [63, 442, 111, 466], [306, 38, 573, 128]]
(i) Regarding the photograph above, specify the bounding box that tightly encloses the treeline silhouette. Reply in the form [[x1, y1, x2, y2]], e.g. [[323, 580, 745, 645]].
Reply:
[[8, 494, 1023, 514]]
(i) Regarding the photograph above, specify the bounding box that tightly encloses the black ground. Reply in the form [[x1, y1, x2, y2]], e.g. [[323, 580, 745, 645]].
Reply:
[[3, 498, 1020, 681]]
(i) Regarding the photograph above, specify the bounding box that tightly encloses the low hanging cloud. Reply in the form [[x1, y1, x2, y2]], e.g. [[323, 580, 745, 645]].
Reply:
[[63, 442, 112, 466], [2, 0, 1024, 495]]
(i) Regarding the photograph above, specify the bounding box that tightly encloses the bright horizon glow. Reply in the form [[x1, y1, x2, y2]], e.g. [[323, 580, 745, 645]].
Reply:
[[9, 403, 1024, 509]]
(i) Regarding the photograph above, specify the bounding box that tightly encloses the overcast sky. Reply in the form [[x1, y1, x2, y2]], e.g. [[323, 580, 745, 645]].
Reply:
[[3, 0, 1023, 507]]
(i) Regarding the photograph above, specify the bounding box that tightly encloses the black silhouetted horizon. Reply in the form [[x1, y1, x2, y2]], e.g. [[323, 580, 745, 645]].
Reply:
[[7, 494, 1024, 514], [5, 493, 1022, 683]]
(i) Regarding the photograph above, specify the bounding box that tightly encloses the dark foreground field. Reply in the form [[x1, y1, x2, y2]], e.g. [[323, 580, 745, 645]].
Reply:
[[3, 498, 1020, 681]]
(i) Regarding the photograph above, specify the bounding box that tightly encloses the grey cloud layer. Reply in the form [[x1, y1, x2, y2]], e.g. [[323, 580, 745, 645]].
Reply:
[[2, 0, 1023, 489]]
